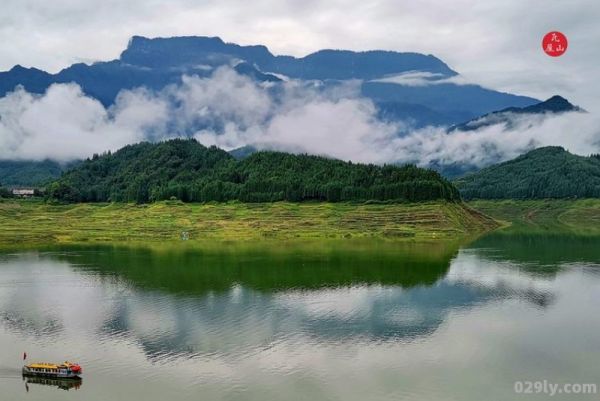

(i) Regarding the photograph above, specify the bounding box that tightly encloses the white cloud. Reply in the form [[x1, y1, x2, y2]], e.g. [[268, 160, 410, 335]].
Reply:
[[170, 69, 273, 131], [0, 83, 168, 161], [386, 111, 600, 168], [372, 71, 445, 86], [1, 67, 599, 171], [260, 99, 401, 162], [371, 71, 474, 87]]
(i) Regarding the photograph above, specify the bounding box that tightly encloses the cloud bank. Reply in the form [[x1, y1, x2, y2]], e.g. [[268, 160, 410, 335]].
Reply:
[[0, 67, 598, 170]]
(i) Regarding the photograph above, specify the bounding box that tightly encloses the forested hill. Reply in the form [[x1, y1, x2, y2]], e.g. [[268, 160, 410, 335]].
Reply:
[[455, 147, 600, 199], [0, 160, 69, 187], [46, 139, 460, 203]]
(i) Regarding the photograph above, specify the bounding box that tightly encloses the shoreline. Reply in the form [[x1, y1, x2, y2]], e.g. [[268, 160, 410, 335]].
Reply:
[[467, 199, 600, 236], [0, 199, 497, 245]]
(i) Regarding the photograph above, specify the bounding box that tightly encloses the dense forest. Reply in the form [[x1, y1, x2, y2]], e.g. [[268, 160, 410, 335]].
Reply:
[[46, 139, 460, 203], [0, 159, 73, 186], [455, 146, 600, 199]]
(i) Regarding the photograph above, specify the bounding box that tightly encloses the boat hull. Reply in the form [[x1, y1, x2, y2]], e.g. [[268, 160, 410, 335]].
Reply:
[[22, 367, 81, 379]]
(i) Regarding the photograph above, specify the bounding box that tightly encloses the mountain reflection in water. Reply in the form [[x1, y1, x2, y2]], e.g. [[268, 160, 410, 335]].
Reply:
[[0, 236, 599, 401]]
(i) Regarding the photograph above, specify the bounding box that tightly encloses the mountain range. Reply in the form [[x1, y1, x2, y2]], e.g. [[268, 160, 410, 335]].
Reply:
[[1, 35, 538, 129], [0, 35, 588, 193]]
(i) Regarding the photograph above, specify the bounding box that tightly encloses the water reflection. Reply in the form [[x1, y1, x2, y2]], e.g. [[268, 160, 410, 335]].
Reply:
[[54, 241, 457, 293], [24, 376, 82, 391], [0, 240, 571, 359], [0, 237, 599, 400], [471, 233, 600, 272], [2, 311, 63, 338]]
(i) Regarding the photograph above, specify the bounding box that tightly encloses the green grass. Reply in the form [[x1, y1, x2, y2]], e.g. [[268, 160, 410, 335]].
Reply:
[[0, 199, 497, 245], [468, 199, 600, 236]]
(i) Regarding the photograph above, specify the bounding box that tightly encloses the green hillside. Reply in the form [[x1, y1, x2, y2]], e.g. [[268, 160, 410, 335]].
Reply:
[[0, 159, 68, 187], [47, 139, 460, 203], [455, 147, 600, 199]]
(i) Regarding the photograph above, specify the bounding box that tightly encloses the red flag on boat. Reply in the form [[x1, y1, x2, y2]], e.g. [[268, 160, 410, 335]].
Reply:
[[23, 352, 27, 360]]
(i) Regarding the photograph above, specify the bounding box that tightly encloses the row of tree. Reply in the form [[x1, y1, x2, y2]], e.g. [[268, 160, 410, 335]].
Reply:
[[0, 186, 13, 198], [46, 139, 460, 203]]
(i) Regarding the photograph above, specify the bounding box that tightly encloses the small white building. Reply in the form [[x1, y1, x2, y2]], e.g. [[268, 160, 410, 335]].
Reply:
[[12, 188, 35, 197]]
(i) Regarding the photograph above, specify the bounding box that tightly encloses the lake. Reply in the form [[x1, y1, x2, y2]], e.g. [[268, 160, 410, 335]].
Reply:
[[0, 235, 599, 400]]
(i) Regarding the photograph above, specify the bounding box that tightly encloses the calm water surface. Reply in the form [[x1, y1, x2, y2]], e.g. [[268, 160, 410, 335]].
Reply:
[[0, 236, 599, 400]]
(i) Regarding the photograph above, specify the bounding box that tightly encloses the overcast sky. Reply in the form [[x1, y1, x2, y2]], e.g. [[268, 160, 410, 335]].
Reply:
[[0, 0, 598, 110]]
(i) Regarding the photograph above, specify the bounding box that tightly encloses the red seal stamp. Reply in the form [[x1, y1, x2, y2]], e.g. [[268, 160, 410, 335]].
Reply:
[[542, 31, 568, 57]]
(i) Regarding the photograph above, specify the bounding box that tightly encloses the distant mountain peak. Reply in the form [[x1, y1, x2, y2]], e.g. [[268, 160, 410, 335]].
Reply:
[[120, 35, 274, 69], [495, 94, 581, 115], [537, 95, 578, 111], [126, 34, 227, 49], [529, 145, 566, 152], [9, 64, 47, 74], [546, 94, 569, 103], [449, 95, 582, 132], [9, 64, 27, 72]]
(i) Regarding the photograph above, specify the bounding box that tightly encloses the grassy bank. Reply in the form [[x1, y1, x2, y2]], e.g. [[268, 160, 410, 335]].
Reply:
[[468, 199, 600, 236], [0, 200, 496, 244]]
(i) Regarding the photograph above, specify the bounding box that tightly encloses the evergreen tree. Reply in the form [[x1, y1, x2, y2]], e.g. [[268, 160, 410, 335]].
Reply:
[[47, 139, 460, 204]]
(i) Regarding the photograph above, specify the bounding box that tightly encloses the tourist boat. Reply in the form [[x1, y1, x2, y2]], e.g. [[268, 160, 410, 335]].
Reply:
[[22, 361, 82, 379]]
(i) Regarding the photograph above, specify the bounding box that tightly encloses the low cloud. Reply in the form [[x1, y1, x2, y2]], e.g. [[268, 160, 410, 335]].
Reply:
[[371, 71, 474, 87], [383, 112, 600, 168], [0, 67, 598, 171], [0, 83, 168, 161]]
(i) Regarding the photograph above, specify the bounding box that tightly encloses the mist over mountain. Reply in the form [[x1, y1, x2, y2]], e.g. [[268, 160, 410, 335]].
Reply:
[[0, 35, 537, 129], [449, 95, 583, 132], [120, 36, 457, 79], [0, 35, 596, 179]]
